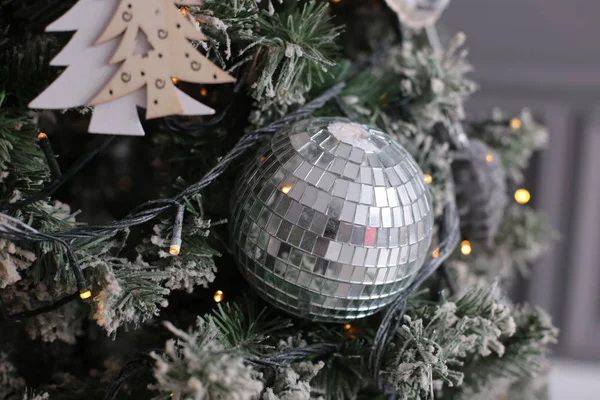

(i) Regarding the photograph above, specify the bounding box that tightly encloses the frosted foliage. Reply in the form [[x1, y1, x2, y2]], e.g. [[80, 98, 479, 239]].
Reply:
[[456, 205, 557, 288], [152, 321, 263, 400], [381, 32, 477, 130], [276, 335, 308, 352], [0, 353, 25, 400], [0, 238, 36, 289], [92, 257, 173, 336], [245, 2, 340, 118], [456, 306, 557, 398], [384, 284, 518, 399], [93, 202, 219, 335], [22, 392, 50, 400], [162, 263, 216, 293], [504, 361, 552, 400], [149, 220, 217, 293], [93, 270, 127, 335], [471, 109, 549, 183], [263, 361, 325, 400], [24, 301, 83, 344], [0, 282, 83, 344], [459, 379, 513, 400]]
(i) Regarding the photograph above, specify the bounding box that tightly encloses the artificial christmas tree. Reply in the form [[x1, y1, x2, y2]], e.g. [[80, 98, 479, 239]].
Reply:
[[0, 1, 557, 399]]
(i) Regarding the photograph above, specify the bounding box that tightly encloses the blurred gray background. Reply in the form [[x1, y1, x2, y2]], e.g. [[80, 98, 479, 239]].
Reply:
[[440, 0, 600, 362]]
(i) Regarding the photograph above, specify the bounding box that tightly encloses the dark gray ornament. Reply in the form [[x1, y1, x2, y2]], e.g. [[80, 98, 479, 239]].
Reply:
[[230, 118, 434, 322], [452, 139, 507, 247]]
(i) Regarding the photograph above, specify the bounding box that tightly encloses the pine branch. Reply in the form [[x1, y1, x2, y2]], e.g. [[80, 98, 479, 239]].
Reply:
[[151, 320, 264, 400], [457, 306, 558, 396], [0, 97, 49, 201], [309, 339, 372, 400], [248, 1, 342, 115], [455, 205, 558, 286], [205, 301, 292, 357], [382, 284, 555, 399], [188, 0, 260, 69], [468, 109, 549, 183], [379, 32, 477, 131]]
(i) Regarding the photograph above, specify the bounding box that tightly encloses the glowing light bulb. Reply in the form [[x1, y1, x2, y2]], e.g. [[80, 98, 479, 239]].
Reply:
[[200, 88, 208, 97], [331, 0, 342, 3], [510, 118, 522, 130], [214, 290, 224, 303], [424, 174, 433, 184], [37, 132, 48, 139], [514, 189, 531, 204], [281, 185, 293, 194], [485, 153, 494, 163], [80, 290, 92, 300], [344, 323, 352, 330], [180, 7, 188, 16], [432, 248, 440, 258], [169, 244, 181, 255], [171, 77, 179, 84], [460, 240, 472, 256]]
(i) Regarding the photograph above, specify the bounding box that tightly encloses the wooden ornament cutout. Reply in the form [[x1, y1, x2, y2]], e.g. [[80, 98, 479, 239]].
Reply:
[[29, 0, 232, 136], [89, 0, 234, 119], [29, 0, 121, 110], [90, 89, 146, 136]]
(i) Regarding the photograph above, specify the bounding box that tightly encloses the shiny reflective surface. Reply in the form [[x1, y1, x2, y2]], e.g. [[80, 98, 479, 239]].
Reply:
[[231, 118, 433, 322]]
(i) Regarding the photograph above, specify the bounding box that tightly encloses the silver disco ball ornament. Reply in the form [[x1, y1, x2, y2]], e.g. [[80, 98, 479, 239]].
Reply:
[[384, 0, 450, 29], [230, 118, 434, 322]]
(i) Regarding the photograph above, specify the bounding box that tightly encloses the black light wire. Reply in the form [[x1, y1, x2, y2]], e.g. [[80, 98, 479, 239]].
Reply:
[[0, 214, 89, 321], [2, 134, 116, 210]]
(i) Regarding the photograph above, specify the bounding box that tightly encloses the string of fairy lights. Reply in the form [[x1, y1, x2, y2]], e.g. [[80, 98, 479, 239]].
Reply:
[[1, 110, 530, 328], [210, 122, 533, 306], [0, 81, 347, 320], [2, 3, 534, 320]]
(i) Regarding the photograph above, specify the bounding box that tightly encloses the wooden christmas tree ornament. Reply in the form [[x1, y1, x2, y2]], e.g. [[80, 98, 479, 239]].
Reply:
[[29, 0, 235, 136]]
